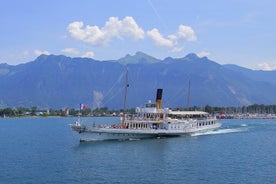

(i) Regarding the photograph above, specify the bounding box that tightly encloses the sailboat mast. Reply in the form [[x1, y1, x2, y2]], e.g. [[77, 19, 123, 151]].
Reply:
[[186, 79, 190, 109], [122, 69, 129, 126]]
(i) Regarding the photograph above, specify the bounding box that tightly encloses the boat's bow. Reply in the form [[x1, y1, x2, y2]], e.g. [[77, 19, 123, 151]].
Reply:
[[70, 121, 86, 132]]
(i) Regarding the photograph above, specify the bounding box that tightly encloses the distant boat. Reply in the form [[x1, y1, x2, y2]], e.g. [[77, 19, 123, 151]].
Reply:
[[70, 88, 221, 141]]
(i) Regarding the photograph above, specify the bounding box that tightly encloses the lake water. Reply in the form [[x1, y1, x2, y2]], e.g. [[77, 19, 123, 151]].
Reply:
[[0, 117, 275, 184]]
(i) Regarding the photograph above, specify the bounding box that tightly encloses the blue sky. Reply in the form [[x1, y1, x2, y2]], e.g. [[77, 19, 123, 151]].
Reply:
[[0, 0, 275, 70]]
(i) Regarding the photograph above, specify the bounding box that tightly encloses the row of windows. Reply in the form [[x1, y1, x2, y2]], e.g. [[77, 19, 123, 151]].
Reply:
[[122, 121, 216, 130], [125, 123, 149, 129], [169, 121, 216, 129], [198, 121, 215, 126], [170, 125, 181, 129], [168, 115, 208, 119], [98, 133, 138, 137]]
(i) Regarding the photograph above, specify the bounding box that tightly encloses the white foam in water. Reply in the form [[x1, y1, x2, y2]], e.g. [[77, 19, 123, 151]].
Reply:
[[128, 138, 141, 141], [240, 124, 248, 127], [191, 127, 247, 137]]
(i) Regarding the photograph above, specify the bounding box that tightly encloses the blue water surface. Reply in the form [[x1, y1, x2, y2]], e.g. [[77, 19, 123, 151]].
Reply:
[[0, 117, 275, 184]]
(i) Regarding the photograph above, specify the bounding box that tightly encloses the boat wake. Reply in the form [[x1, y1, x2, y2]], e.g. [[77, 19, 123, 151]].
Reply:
[[191, 126, 247, 137], [128, 138, 141, 141]]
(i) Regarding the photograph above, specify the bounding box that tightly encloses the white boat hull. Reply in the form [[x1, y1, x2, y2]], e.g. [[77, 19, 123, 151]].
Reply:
[[71, 122, 221, 141], [78, 131, 157, 141]]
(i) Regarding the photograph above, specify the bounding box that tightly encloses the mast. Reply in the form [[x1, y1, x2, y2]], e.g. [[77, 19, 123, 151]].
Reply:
[[186, 79, 190, 109], [121, 69, 129, 126], [77, 103, 84, 125]]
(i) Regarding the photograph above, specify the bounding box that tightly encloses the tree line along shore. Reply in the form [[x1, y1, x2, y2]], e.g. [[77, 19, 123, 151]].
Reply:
[[1, 104, 276, 119]]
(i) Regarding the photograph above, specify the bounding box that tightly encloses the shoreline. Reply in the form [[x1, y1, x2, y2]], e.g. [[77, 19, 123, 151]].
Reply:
[[2, 114, 276, 119]]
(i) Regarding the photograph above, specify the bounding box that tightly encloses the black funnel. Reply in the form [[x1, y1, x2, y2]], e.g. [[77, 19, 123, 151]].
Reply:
[[156, 89, 163, 109]]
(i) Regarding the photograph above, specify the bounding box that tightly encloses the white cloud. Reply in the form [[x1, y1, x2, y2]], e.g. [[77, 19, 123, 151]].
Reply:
[[61, 48, 94, 58], [82, 51, 94, 58], [147, 28, 174, 47], [147, 25, 196, 52], [197, 51, 210, 57], [258, 62, 275, 71], [61, 48, 80, 55], [22, 50, 29, 56], [34, 49, 50, 56], [67, 16, 196, 54], [103, 16, 144, 40], [67, 16, 145, 46], [177, 25, 197, 41]]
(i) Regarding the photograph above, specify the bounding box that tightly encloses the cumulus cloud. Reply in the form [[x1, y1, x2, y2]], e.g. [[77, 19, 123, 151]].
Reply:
[[147, 24, 197, 51], [61, 48, 80, 55], [67, 17, 197, 54], [147, 28, 174, 47], [197, 51, 210, 57], [82, 51, 94, 58], [34, 49, 50, 56], [258, 63, 275, 71], [67, 16, 145, 46], [177, 25, 197, 41], [60, 48, 94, 58]]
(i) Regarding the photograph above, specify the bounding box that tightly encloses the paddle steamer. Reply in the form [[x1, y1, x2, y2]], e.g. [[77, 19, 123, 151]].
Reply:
[[71, 88, 221, 141]]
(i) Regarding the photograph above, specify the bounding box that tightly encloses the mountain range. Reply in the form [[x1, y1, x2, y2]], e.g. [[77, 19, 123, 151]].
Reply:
[[1, 52, 276, 109]]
